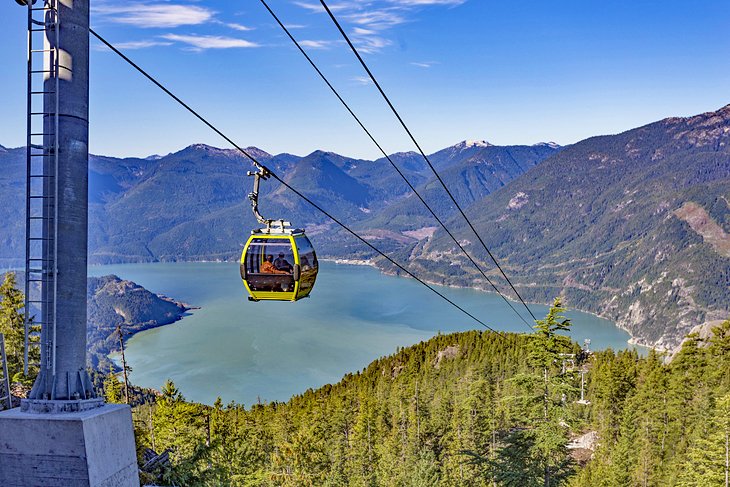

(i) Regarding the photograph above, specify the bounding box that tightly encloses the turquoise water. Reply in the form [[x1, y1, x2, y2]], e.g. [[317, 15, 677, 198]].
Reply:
[[89, 262, 637, 406]]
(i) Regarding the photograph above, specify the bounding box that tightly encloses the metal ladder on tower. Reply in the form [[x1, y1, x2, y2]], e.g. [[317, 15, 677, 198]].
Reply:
[[23, 0, 60, 387], [0, 334, 11, 410]]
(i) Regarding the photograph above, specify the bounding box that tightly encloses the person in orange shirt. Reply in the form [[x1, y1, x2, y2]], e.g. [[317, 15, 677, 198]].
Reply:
[[261, 255, 289, 274]]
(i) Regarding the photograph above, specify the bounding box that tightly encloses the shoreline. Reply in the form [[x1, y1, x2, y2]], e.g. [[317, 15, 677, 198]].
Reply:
[[120, 298, 200, 344], [327, 259, 650, 350], [92, 275, 199, 372], [105, 305, 194, 373]]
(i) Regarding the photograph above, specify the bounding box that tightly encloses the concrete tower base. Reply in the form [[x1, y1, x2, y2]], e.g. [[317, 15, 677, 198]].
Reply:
[[0, 404, 138, 486]]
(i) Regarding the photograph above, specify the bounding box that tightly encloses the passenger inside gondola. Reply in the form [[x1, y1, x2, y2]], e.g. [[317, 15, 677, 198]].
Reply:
[[262, 254, 288, 274], [274, 253, 293, 272]]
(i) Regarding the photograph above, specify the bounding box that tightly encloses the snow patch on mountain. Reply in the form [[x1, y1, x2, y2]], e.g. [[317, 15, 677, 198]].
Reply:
[[456, 140, 492, 149], [507, 192, 529, 209], [184, 143, 272, 160], [533, 142, 561, 149]]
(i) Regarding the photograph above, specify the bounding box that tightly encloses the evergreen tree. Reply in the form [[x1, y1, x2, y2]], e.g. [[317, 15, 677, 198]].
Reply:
[[607, 396, 639, 486], [409, 448, 441, 486], [590, 348, 638, 441], [709, 320, 730, 389], [104, 366, 123, 404], [152, 379, 214, 484], [677, 392, 730, 486], [630, 351, 669, 486], [0, 272, 36, 383], [500, 298, 575, 486], [351, 392, 379, 485], [270, 417, 329, 486]]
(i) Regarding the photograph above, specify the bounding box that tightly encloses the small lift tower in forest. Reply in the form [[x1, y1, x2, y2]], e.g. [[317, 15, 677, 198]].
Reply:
[[0, 1, 137, 485], [576, 339, 592, 406]]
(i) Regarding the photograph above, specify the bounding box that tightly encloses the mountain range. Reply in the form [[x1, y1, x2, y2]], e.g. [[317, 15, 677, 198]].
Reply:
[[0, 138, 559, 265], [1, 105, 729, 348]]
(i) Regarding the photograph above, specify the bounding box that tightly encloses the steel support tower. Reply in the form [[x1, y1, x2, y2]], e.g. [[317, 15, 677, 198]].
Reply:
[[22, 0, 96, 406]]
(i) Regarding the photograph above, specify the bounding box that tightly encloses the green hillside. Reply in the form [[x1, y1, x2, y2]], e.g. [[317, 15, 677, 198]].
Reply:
[[120, 307, 730, 487]]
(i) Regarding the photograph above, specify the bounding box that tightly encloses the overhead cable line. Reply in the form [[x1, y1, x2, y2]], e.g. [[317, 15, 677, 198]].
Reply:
[[257, 0, 533, 330], [317, 0, 539, 324], [89, 28, 505, 336]]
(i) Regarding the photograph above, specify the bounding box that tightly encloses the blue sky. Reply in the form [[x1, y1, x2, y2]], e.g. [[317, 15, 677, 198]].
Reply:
[[1, 0, 729, 159]]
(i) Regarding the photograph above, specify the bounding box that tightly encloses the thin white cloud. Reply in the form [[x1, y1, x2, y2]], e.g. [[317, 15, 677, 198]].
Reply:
[[346, 10, 406, 29], [292, 0, 466, 53], [353, 76, 373, 85], [411, 61, 436, 68], [389, 0, 465, 5], [94, 3, 214, 28], [113, 40, 174, 50], [299, 40, 338, 49], [354, 35, 391, 53], [293, 1, 352, 13], [224, 22, 254, 32], [162, 34, 260, 50], [352, 27, 377, 35], [292, 1, 323, 12]]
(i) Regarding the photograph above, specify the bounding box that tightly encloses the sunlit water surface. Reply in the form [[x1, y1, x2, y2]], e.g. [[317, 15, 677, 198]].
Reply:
[[89, 262, 639, 405]]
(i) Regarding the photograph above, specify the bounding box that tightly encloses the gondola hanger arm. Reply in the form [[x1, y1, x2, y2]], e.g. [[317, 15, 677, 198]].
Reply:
[[247, 166, 271, 226], [247, 166, 289, 233]]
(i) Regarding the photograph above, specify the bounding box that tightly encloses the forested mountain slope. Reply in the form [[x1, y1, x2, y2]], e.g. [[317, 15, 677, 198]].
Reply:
[[402, 105, 730, 349], [123, 315, 730, 487], [357, 142, 560, 231]]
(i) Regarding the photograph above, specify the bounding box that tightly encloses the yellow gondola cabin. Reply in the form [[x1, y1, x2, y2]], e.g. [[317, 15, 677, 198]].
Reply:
[[240, 227, 318, 302]]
